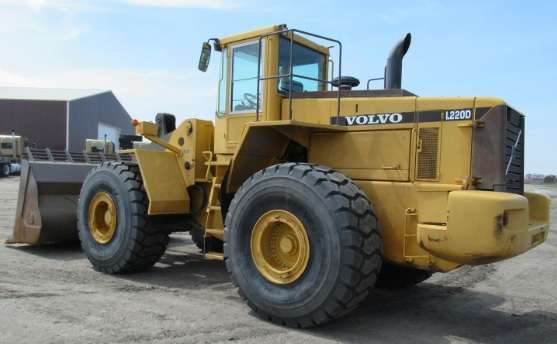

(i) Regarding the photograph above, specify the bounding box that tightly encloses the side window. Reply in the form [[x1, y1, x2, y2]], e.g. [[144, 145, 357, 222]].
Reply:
[[278, 37, 326, 93], [231, 42, 263, 113], [217, 47, 228, 114]]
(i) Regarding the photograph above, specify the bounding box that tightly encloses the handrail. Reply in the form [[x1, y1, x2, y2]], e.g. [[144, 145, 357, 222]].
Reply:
[[255, 28, 343, 123], [328, 58, 335, 91], [366, 77, 385, 90]]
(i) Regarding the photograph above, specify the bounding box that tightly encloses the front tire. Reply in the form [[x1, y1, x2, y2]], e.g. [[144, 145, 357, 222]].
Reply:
[[77, 162, 169, 274], [224, 163, 382, 327]]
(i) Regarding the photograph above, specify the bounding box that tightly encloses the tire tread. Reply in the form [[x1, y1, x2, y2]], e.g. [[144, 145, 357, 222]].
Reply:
[[223, 163, 383, 328], [78, 161, 169, 274]]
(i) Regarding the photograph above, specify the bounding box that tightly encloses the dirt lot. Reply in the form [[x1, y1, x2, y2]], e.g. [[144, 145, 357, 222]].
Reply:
[[0, 176, 556, 344]]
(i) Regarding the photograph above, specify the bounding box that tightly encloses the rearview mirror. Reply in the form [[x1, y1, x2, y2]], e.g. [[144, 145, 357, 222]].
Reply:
[[198, 42, 212, 72]]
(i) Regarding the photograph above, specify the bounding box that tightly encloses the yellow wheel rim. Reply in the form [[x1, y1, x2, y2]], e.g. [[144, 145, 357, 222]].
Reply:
[[88, 192, 117, 244], [251, 210, 310, 285]]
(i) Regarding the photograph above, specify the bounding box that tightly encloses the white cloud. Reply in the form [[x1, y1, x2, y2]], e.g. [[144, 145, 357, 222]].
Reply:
[[0, 0, 232, 122], [124, 0, 240, 9], [0, 0, 93, 11], [0, 68, 217, 122], [0, 1, 88, 40], [0, 70, 33, 86], [0, 0, 241, 12]]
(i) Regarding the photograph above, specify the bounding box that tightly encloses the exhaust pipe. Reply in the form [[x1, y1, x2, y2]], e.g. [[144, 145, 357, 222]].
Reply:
[[384, 33, 412, 89]]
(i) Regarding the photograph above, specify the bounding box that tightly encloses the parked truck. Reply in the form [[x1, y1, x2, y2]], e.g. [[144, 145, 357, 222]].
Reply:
[[0, 135, 23, 177]]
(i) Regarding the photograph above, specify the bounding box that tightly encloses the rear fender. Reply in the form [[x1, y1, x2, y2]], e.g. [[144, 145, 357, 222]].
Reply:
[[226, 121, 343, 193]]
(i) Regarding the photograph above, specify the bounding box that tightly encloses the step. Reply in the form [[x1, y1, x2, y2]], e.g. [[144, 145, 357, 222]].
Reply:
[[205, 161, 230, 167], [205, 228, 224, 235], [205, 252, 224, 260], [205, 228, 224, 240]]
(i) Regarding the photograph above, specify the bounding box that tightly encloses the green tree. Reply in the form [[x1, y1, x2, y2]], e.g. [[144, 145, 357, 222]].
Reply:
[[544, 175, 557, 184]]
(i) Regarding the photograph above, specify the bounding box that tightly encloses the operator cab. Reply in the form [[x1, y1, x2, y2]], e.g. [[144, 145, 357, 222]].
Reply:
[[198, 25, 411, 153], [198, 25, 336, 151]]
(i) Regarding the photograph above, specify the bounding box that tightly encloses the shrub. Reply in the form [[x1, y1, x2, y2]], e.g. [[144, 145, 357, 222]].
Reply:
[[544, 175, 557, 184]]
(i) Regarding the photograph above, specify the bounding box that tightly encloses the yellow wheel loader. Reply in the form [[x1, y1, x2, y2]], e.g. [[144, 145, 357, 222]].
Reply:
[[8, 24, 551, 327]]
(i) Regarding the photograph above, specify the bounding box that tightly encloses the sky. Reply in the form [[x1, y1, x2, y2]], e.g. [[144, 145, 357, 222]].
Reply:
[[0, 0, 556, 173]]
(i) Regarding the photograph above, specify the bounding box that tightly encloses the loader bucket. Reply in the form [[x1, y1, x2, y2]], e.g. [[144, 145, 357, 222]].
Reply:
[[7, 160, 95, 245]]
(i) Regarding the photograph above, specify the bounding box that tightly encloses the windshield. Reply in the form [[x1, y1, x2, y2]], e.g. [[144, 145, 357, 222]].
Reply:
[[230, 42, 264, 112], [278, 37, 326, 93]]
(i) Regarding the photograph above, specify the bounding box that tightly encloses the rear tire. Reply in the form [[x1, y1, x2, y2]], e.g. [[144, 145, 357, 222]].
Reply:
[[224, 163, 382, 328], [375, 262, 433, 289], [77, 162, 169, 274]]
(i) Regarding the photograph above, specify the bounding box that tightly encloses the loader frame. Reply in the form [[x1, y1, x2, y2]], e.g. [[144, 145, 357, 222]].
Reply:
[[9, 24, 550, 276], [7, 24, 551, 329]]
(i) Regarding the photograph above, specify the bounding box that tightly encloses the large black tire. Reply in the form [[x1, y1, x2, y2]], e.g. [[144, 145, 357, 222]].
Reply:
[[77, 162, 169, 274], [189, 221, 223, 253], [224, 163, 382, 328], [376, 262, 433, 289]]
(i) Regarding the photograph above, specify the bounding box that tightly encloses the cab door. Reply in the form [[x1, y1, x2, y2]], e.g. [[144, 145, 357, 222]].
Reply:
[[215, 40, 265, 154]]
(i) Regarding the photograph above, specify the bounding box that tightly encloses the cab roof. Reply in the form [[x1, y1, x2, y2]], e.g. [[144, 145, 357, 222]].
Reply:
[[218, 24, 285, 45], [218, 24, 330, 54]]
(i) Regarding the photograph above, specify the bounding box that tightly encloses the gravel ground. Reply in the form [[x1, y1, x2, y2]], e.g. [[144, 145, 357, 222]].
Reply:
[[0, 176, 556, 344]]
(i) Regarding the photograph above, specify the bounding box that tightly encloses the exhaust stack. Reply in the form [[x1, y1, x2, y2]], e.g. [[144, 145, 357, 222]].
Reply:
[[384, 33, 412, 89]]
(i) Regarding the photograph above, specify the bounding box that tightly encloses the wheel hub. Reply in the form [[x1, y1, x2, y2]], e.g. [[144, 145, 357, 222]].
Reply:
[[88, 192, 117, 244], [251, 210, 310, 284], [279, 236, 295, 253]]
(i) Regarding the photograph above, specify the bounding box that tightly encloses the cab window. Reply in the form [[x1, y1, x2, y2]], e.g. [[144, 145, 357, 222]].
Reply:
[[231, 41, 263, 113], [278, 37, 326, 93]]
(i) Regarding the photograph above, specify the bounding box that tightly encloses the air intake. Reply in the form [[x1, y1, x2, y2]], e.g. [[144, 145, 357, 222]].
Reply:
[[417, 128, 439, 180]]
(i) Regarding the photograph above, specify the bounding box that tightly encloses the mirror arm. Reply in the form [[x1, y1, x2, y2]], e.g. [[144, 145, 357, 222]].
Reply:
[[208, 38, 222, 52]]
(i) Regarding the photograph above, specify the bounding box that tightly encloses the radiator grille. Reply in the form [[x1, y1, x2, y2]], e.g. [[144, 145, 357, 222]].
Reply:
[[504, 109, 524, 194], [417, 128, 439, 180]]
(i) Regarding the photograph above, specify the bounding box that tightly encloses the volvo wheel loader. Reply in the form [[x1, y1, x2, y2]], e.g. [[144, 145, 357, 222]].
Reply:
[[8, 24, 550, 327]]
